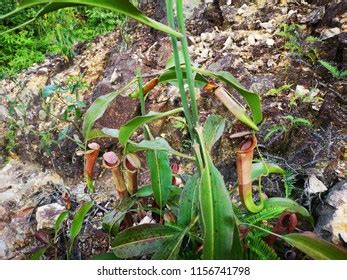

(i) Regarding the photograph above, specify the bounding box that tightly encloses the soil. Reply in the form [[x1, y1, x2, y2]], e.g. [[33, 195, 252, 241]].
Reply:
[[0, 0, 346, 259]]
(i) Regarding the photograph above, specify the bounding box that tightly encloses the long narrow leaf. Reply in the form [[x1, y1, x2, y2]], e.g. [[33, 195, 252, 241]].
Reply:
[[283, 233, 347, 260], [54, 210, 69, 243], [119, 108, 183, 146], [112, 224, 179, 258], [203, 115, 225, 153], [151, 233, 184, 260], [200, 159, 238, 259], [196, 69, 262, 124], [251, 162, 285, 181], [69, 201, 94, 251], [264, 198, 313, 225], [178, 174, 199, 227], [1, 0, 182, 38], [82, 91, 121, 140], [146, 150, 172, 208]]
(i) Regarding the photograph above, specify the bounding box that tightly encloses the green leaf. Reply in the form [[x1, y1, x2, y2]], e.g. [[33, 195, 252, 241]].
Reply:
[[42, 84, 58, 97], [82, 90, 121, 140], [54, 210, 69, 243], [283, 233, 347, 260], [101, 128, 119, 138], [119, 108, 183, 146], [178, 174, 199, 227], [69, 201, 94, 252], [247, 234, 279, 260], [203, 115, 225, 153], [127, 138, 172, 153], [165, 50, 185, 69], [146, 150, 172, 208], [103, 198, 136, 236], [134, 185, 153, 198], [1, 0, 182, 38], [197, 69, 263, 124], [200, 159, 237, 259], [319, 60, 340, 78], [251, 162, 285, 182], [159, 68, 207, 88], [196, 126, 240, 259], [151, 232, 184, 260], [91, 252, 121, 260], [30, 246, 49, 260], [264, 198, 313, 225], [112, 224, 179, 259], [245, 207, 285, 224]]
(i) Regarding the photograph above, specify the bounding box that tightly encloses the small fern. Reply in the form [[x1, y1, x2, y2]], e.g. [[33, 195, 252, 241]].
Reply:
[[283, 170, 296, 198], [319, 60, 346, 79], [284, 115, 312, 127], [265, 84, 292, 97], [245, 207, 285, 224], [247, 233, 279, 260], [250, 224, 273, 239], [264, 125, 286, 142]]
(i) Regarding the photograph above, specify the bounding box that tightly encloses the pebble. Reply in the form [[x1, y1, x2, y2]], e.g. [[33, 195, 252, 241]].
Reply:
[[266, 38, 275, 46], [307, 175, 327, 194]]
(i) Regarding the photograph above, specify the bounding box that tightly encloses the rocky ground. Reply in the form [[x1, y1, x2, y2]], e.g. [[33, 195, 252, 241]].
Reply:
[[0, 0, 346, 259]]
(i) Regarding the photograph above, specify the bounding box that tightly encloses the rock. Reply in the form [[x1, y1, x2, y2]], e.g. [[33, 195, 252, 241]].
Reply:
[[0, 239, 9, 259], [307, 175, 328, 194], [37, 67, 49, 75], [237, 4, 249, 15], [0, 105, 8, 121], [259, 21, 274, 33], [266, 38, 275, 46], [36, 203, 65, 230], [321, 27, 341, 40], [316, 181, 347, 245], [326, 181, 347, 209]]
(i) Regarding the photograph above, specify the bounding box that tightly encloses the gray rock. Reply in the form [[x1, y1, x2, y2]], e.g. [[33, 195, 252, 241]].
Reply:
[[315, 181, 347, 245], [36, 203, 66, 230], [0, 239, 9, 259]]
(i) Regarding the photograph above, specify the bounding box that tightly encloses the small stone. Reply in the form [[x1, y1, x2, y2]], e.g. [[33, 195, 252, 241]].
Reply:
[[266, 38, 275, 46], [37, 67, 49, 75], [259, 21, 274, 32], [138, 215, 155, 225], [237, 4, 249, 15], [0, 105, 8, 121], [36, 203, 65, 230], [307, 175, 327, 194], [223, 36, 233, 50], [247, 35, 256, 45], [201, 49, 210, 59], [0, 239, 9, 259], [321, 27, 341, 40], [38, 110, 47, 121]]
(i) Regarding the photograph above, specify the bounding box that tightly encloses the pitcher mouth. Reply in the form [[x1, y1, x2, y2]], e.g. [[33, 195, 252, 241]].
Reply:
[[237, 135, 257, 154]]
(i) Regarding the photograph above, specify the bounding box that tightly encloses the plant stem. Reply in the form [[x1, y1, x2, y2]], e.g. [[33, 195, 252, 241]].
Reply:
[[175, 0, 199, 126], [165, 0, 194, 138]]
